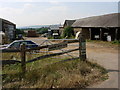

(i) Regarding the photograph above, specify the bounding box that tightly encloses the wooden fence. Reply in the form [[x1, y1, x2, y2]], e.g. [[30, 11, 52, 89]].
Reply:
[[1, 36, 86, 74]]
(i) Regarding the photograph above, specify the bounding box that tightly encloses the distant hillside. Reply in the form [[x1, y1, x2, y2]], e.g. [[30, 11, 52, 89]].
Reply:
[[17, 25, 50, 29], [17, 24, 61, 29]]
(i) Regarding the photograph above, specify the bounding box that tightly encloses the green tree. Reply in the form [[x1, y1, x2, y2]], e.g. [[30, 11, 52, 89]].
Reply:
[[16, 29, 25, 35], [63, 26, 74, 38], [36, 28, 48, 34]]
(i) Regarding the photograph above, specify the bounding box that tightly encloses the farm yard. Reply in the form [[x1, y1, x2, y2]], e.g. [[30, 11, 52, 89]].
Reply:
[[0, 1, 119, 89]]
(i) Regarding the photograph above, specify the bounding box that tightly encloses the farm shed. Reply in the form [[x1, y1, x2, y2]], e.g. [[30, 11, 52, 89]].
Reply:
[[59, 20, 76, 35], [48, 25, 60, 39], [0, 18, 16, 44], [72, 13, 120, 41], [27, 30, 38, 37]]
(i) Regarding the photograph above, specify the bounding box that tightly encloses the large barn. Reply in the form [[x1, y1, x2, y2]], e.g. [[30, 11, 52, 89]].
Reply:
[[72, 13, 120, 41], [0, 18, 16, 44]]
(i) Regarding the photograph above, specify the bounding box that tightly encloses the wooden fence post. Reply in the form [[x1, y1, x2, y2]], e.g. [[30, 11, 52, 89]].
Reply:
[[79, 34, 86, 61], [20, 43, 26, 74]]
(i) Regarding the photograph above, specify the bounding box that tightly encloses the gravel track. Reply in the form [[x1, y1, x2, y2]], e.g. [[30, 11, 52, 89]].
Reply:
[[87, 42, 119, 88]]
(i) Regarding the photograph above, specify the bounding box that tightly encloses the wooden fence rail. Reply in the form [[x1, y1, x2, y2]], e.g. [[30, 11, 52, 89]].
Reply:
[[1, 45, 48, 53], [26, 48, 79, 63], [1, 36, 86, 74], [1, 49, 20, 53]]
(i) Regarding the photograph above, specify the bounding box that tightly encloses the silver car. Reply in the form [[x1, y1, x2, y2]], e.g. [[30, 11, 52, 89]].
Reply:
[[0, 40, 39, 50]]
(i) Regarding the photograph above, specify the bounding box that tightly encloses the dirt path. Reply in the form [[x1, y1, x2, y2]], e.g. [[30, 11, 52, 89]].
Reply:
[[87, 42, 119, 88]]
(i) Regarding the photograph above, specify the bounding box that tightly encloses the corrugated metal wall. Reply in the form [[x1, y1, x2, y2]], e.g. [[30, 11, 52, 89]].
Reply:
[[0, 18, 2, 31]]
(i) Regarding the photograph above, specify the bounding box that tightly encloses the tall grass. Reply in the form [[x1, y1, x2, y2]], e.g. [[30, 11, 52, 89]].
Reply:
[[2, 52, 46, 61], [2, 58, 108, 88], [87, 39, 120, 45], [111, 40, 120, 44]]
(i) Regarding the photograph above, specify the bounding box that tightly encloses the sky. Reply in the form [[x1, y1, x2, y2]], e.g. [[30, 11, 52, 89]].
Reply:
[[0, 0, 119, 27]]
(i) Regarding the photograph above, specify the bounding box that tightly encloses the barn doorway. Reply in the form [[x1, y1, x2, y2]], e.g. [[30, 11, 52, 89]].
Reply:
[[91, 28, 100, 40]]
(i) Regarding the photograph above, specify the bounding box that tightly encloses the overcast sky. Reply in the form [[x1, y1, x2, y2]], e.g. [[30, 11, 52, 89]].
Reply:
[[0, 0, 119, 27]]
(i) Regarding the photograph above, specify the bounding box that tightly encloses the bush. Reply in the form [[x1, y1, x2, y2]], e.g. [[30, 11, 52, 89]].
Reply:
[[16, 29, 25, 36], [63, 26, 75, 38], [111, 40, 120, 44], [37, 28, 48, 34]]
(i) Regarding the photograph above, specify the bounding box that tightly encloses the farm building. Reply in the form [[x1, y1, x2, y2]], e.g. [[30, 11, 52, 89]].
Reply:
[[0, 18, 16, 44], [63, 20, 76, 27], [27, 30, 38, 37], [59, 20, 76, 35], [48, 25, 60, 39], [72, 13, 120, 41]]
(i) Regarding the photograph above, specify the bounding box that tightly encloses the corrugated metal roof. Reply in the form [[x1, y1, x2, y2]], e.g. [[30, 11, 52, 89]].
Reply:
[[0, 18, 15, 25], [49, 25, 60, 30], [72, 13, 119, 27], [64, 20, 76, 27]]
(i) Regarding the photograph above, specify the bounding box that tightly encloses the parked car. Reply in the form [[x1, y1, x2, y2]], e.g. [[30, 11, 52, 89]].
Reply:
[[0, 40, 39, 50]]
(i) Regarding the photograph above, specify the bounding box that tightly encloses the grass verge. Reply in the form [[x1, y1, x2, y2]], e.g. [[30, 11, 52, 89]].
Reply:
[[86, 40, 119, 49], [87, 39, 120, 45], [2, 58, 108, 88]]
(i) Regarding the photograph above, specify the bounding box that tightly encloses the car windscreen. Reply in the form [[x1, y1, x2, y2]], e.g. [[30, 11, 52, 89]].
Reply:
[[26, 41, 36, 45], [20, 41, 36, 46], [9, 42, 21, 49]]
